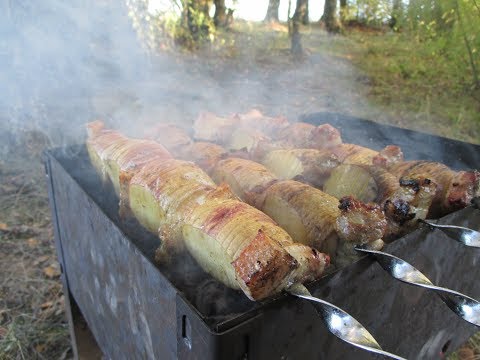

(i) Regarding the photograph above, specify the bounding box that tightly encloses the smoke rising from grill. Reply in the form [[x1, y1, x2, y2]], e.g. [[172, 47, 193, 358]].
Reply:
[[0, 0, 384, 156]]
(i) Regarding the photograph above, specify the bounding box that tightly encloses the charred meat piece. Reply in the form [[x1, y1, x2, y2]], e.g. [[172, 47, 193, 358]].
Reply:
[[388, 161, 480, 217], [380, 176, 437, 239], [336, 196, 387, 244]]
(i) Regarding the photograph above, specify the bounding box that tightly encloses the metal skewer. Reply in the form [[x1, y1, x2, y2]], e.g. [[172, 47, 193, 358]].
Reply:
[[288, 283, 407, 360], [419, 219, 480, 248], [355, 246, 480, 327]]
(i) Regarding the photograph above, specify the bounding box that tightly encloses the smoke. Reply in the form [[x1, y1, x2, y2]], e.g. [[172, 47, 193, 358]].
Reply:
[[0, 0, 377, 154]]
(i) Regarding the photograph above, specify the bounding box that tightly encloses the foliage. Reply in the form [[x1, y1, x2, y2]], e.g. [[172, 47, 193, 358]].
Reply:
[[404, 0, 480, 89], [340, 0, 480, 90], [318, 28, 480, 143], [127, 0, 216, 51], [353, 0, 393, 26]]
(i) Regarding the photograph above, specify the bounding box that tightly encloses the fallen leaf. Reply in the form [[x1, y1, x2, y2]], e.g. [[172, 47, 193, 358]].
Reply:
[[34, 255, 51, 266], [27, 238, 39, 247], [54, 308, 64, 316], [457, 346, 475, 360], [43, 265, 60, 278], [35, 344, 46, 353], [0, 223, 8, 231], [40, 301, 54, 309]]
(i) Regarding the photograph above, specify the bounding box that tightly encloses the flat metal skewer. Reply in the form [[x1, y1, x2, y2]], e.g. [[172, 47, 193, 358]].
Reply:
[[355, 246, 480, 327], [419, 219, 480, 248], [288, 283, 407, 360]]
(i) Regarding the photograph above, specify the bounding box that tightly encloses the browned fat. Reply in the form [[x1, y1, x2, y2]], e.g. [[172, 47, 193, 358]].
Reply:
[[133, 159, 212, 193], [115, 141, 171, 170], [202, 202, 274, 238], [88, 131, 128, 156], [276, 122, 316, 145], [310, 124, 342, 147]]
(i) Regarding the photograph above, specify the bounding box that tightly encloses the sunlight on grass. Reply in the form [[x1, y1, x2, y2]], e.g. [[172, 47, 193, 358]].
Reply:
[[320, 29, 480, 144]]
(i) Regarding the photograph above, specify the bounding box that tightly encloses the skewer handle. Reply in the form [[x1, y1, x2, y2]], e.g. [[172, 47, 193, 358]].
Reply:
[[355, 246, 480, 327], [419, 219, 480, 248], [288, 283, 407, 360]]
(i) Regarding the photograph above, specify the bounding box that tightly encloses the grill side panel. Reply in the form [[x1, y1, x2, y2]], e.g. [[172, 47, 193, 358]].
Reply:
[[47, 156, 178, 359]]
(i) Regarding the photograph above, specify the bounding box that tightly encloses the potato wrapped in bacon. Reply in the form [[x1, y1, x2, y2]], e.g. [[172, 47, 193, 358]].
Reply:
[[183, 142, 230, 173], [211, 158, 387, 261], [87, 122, 329, 301], [86, 121, 172, 213]]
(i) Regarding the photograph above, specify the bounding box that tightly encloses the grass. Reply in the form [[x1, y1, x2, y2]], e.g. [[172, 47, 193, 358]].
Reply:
[[304, 27, 480, 144], [0, 140, 70, 360]]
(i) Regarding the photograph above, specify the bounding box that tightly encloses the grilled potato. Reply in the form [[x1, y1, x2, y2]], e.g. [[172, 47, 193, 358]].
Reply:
[[324, 164, 379, 202], [263, 148, 340, 188]]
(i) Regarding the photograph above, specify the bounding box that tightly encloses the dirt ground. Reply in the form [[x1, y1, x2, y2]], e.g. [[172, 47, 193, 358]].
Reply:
[[0, 24, 478, 359], [0, 137, 69, 359]]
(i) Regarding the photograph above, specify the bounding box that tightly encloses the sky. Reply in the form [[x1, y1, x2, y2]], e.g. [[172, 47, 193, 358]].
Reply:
[[148, 0, 326, 22]]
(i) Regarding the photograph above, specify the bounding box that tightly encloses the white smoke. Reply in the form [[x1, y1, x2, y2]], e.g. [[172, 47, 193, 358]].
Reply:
[[0, 0, 376, 153]]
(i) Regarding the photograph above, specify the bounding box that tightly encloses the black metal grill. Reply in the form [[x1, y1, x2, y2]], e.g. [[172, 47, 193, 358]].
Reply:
[[46, 113, 480, 359]]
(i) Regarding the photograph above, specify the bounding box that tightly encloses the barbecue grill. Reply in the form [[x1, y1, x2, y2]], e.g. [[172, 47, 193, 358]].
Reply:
[[46, 113, 480, 359]]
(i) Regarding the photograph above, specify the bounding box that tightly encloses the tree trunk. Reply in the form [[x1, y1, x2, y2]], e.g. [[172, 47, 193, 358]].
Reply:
[[389, 0, 402, 29], [293, 0, 308, 26], [302, 1, 309, 25], [214, 0, 227, 27], [291, 0, 307, 55], [453, 0, 480, 89], [291, 19, 303, 55], [339, 0, 347, 23], [181, 0, 211, 42], [264, 0, 280, 22], [323, 0, 341, 33]]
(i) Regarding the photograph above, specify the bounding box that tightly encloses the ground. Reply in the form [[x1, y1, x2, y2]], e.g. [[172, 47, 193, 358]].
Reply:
[[0, 21, 478, 359]]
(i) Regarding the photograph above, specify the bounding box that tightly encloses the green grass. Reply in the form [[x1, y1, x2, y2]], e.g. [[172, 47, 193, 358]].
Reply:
[[308, 28, 480, 144]]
